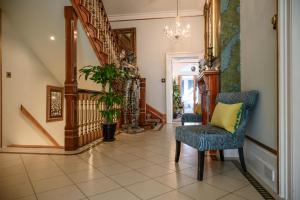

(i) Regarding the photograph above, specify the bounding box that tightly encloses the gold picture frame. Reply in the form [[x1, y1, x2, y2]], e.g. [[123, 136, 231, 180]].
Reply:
[[46, 86, 64, 122], [113, 27, 137, 65]]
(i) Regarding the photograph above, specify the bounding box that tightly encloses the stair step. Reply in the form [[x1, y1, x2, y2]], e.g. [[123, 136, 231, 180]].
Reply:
[[145, 118, 160, 123]]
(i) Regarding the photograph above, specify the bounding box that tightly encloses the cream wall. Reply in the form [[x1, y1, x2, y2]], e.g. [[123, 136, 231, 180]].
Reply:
[[77, 22, 101, 91], [111, 16, 205, 113], [240, 0, 278, 192], [2, 13, 65, 146]]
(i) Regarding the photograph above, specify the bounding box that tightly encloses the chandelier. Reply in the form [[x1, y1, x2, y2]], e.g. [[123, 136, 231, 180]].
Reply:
[[164, 0, 191, 40]]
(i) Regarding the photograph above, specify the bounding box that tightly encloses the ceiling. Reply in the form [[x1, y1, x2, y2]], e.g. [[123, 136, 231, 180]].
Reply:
[[102, 0, 205, 16]]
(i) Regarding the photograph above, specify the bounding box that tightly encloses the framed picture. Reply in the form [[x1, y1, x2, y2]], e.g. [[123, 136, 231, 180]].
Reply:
[[113, 27, 137, 65], [46, 86, 64, 122]]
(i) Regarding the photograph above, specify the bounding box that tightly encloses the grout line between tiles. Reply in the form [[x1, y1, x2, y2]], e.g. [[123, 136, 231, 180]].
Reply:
[[20, 154, 38, 200]]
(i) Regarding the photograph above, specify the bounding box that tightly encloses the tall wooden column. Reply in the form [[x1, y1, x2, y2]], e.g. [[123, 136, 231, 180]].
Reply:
[[139, 78, 146, 126], [64, 6, 79, 151]]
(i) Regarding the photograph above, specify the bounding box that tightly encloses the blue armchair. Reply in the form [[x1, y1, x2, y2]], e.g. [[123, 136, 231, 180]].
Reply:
[[175, 91, 259, 181]]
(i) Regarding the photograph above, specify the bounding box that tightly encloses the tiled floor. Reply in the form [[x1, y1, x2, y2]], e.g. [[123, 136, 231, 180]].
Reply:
[[0, 124, 264, 200]]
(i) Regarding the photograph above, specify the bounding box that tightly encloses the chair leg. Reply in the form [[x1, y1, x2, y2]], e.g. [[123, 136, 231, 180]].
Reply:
[[238, 147, 247, 171], [219, 150, 224, 161], [197, 151, 205, 181], [175, 140, 181, 163]]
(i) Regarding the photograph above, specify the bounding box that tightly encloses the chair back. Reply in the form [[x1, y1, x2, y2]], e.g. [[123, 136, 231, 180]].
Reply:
[[215, 91, 259, 138]]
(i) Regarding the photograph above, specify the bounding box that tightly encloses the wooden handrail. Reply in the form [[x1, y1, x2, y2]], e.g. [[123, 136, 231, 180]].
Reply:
[[71, 0, 120, 65], [20, 105, 60, 147], [146, 104, 166, 124], [78, 88, 101, 94]]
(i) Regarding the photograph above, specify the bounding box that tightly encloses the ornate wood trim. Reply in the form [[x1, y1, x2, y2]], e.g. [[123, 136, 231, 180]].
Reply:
[[20, 105, 60, 147], [46, 86, 64, 122], [64, 6, 79, 151]]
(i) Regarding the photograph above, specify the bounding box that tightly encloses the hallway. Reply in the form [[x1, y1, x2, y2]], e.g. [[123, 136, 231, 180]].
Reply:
[[0, 124, 263, 200]]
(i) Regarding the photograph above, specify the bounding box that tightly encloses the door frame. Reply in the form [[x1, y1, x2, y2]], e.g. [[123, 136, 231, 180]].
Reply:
[[278, 0, 300, 199], [0, 10, 2, 148], [165, 52, 203, 123]]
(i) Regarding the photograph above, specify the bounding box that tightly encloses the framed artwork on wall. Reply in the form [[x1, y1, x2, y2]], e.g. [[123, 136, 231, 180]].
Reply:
[[46, 86, 64, 122], [113, 27, 137, 65]]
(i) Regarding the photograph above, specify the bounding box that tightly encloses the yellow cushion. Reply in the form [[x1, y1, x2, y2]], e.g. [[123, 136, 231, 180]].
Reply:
[[195, 103, 202, 114], [210, 102, 243, 133]]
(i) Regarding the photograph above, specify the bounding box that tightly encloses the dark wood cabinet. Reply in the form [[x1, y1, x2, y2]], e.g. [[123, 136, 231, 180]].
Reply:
[[198, 70, 220, 125]]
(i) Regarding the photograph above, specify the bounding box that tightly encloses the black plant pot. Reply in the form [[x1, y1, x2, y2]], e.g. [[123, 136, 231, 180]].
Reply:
[[103, 123, 117, 142]]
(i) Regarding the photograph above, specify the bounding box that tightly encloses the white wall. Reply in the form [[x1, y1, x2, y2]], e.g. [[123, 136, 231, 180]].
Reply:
[[111, 16, 205, 113], [2, 13, 65, 146], [240, 0, 278, 192], [77, 22, 101, 91]]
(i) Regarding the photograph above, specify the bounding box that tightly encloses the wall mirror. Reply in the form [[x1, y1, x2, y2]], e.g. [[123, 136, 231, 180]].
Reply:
[[204, 0, 221, 59], [113, 27, 137, 65]]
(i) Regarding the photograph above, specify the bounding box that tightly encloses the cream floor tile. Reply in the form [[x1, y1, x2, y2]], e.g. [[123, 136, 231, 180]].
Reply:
[[32, 175, 73, 193], [144, 155, 172, 164], [234, 185, 264, 200], [136, 165, 174, 178], [16, 195, 37, 200], [89, 188, 139, 200], [125, 180, 173, 200], [178, 166, 220, 180], [110, 170, 150, 186], [204, 175, 248, 192], [24, 158, 56, 168], [158, 161, 193, 171], [150, 191, 193, 200], [219, 194, 247, 200], [0, 164, 26, 178], [77, 177, 121, 197], [0, 182, 34, 200], [68, 169, 105, 183], [59, 162, 94, 174], [155, 172, 196, 189], [123, 159, 154, 169], [0, 157, 23, 169], [36, 185, 85, 200], [0, 153, 20, 162], [87, 157, 118, 167], [221, 169, 249, 182], [179, 182, 228, 200], [27, 166, 64, 181], [0, 173, 29, 187], [98, 163, 131, 176], [110, 154, 140, 163]]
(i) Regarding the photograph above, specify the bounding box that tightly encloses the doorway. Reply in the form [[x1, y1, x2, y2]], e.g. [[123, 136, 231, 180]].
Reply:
[[166, 52, 203, 123], [179, 75, 198, 114]]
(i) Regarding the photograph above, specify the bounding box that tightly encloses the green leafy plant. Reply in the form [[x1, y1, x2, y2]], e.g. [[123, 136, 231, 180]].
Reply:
[[173, 80, 181, 115], [79, 64, 125, 124]]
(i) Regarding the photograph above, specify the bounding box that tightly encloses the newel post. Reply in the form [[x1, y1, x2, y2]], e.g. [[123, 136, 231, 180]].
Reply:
[[64, 6, 79, 151]]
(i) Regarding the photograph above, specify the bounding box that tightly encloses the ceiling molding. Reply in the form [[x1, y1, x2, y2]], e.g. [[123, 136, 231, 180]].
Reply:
[[108, 9, 203, 22]]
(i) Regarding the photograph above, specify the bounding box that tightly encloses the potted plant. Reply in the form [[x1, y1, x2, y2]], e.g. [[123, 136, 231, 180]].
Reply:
[[79, 63, 125, 141], [173, 79, 182, 119]]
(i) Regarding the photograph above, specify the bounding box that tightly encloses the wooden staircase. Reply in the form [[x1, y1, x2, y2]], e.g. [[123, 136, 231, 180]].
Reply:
[[143, 104, 166, 130], [71, 0, 120, 65]]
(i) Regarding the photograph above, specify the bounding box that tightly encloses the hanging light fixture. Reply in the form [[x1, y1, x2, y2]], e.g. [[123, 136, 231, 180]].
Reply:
[[164, 0, 191, 40]]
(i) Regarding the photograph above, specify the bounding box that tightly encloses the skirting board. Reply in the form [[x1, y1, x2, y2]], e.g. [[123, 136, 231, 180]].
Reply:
[[244, 139, 277, 192]]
